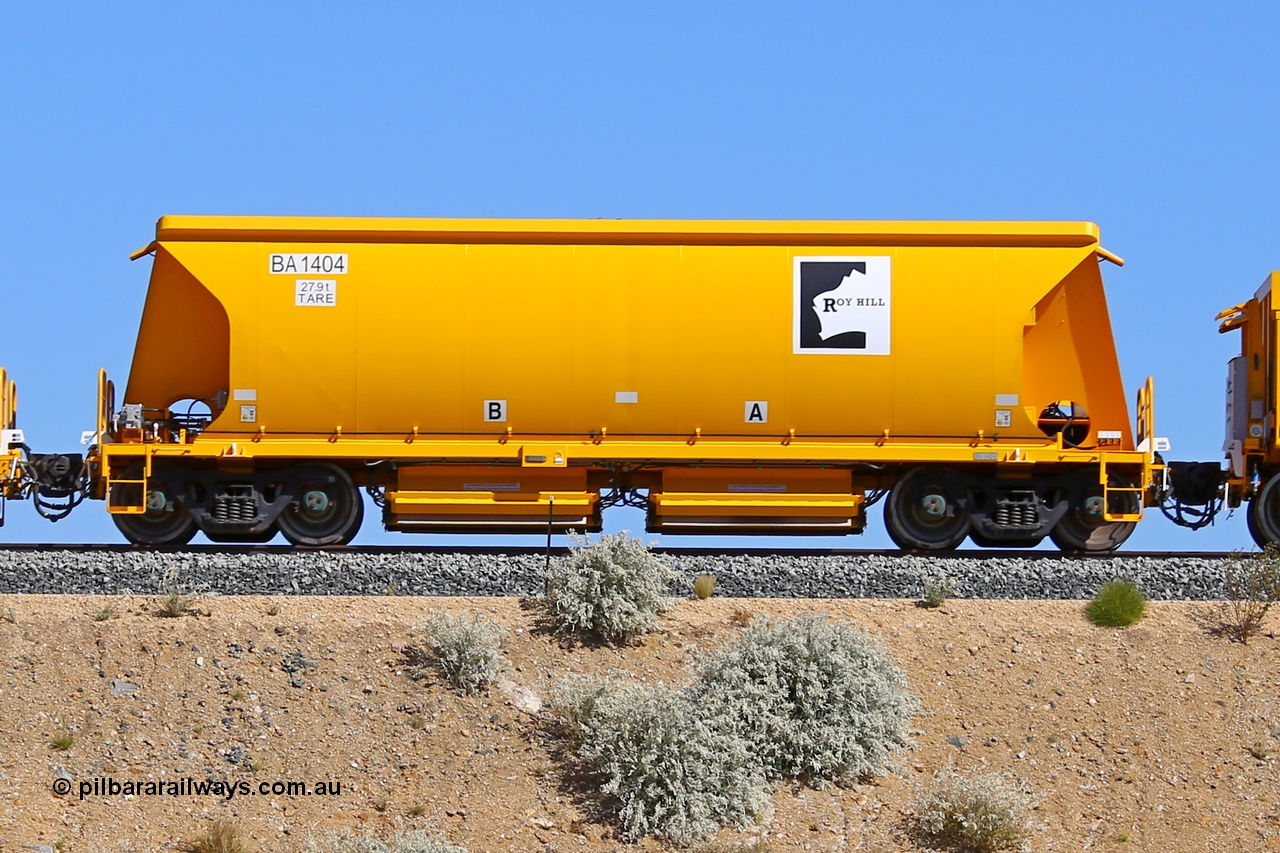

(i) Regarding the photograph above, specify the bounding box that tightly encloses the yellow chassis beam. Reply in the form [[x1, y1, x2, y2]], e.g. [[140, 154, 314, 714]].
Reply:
[[95, 436, 1148, 467], [95, 436, 1155, 522]]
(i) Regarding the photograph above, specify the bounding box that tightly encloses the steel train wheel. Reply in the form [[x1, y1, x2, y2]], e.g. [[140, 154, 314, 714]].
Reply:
[[276, 464, 363, 546], [110, 486, 198, 546], [329, 494, 364, 545], [1048, 478, 1136, 553], [1248, 502, 1265, 548], [1247, 475, 1280, 548], [884, 467, 969, 550]]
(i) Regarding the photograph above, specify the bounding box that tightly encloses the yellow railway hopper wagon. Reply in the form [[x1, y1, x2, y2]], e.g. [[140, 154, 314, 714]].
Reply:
[[0, 370, 88, 525], [89, 216, 1163, 550], [1214, 275, 1280, 545], [0, 369, 22, 508]]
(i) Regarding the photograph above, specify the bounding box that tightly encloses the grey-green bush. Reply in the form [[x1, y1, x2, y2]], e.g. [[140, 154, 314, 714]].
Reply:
[[692, 612, 916, 784], [304, 830, 467, 853], [922, 572, 957, 608], [548, 672, 633, 746], [542, 532, 676, 644], [912, 771, 1034, 852], [409, 610, 506, 694], [574, 683, 770, 844]]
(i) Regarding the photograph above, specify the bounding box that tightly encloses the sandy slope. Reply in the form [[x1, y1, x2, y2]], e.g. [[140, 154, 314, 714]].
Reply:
[[0, 594, 1277, 852]]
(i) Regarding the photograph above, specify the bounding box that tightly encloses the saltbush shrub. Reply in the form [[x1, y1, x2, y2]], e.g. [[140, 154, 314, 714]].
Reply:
[[692, 612, 916, 784], [542, 532, 675, 644], [573, 683, 770, 844], [912, 771, 1034, 852], [304, 830, 467, 853], [921, 572, 957, 608], [547, 672, 635, 746], [409, 610, 506, 694], [548, 614, 915, 842], [1085, 579, 1147, 628]]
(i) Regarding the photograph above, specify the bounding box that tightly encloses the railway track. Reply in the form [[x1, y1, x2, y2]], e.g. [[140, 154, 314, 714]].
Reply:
[[0, 543, 1242, 560], [0, 542, 1240, 600]]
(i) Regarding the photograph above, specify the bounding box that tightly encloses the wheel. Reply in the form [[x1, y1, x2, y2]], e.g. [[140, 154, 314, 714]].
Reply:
[[276, 464, 363, 546], [337, 495, 364, 545], [884, 467, 969, 550], [110, 477, 198, 546], [1247, 475, 1280, 548], [1248, 502, 1265, 548], [1049, 478, 1137, 553]]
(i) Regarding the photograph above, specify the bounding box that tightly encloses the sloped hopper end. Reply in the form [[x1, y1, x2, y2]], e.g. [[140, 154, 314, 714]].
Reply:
[[1021, 255, 1131, 450], [123, 247, 231, 423]]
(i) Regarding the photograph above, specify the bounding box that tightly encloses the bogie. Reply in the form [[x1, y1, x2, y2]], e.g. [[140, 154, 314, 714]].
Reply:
[[885, 466, 1133, 553]]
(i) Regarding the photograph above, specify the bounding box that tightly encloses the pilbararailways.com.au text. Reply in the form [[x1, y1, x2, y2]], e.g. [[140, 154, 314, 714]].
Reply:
[[63, 776, 341, 801]]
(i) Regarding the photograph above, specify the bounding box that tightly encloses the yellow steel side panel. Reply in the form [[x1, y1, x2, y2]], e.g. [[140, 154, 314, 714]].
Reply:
[[255, 245, 358, 434], [889, 247, 986, 437], [784, 249, 896, 436], [356, 244, 466, 433], [457, 245, 577, 434], [890, 247, 990, 437], [156, 241, 361, 434], [674, 246, 791, 435], [567, 245, 687, 435]]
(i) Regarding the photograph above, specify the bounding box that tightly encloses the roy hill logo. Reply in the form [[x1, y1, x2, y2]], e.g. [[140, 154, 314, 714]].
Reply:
[[793, 256, 891, 355]]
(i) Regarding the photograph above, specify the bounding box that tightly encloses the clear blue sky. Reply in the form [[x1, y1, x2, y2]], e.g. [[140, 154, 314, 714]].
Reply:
[[2, 3, 1275, 551]]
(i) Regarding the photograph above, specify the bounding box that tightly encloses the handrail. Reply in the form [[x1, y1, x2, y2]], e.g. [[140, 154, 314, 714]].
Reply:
[[1136, 376, 1155, 452]]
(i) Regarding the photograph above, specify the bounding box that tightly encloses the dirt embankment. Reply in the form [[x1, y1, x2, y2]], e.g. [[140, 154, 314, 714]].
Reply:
[[0, 595, 1277, 852]]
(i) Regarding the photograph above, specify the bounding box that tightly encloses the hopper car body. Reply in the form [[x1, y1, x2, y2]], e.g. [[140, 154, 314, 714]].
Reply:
[[0, 217, 1166, 550]]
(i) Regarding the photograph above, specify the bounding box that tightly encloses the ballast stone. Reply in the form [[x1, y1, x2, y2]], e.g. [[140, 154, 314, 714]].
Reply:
[[0, 549, 1234, 600]]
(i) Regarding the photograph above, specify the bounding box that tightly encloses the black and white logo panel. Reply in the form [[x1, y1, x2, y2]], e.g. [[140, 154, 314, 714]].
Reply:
[[793, 256, 891, 355]]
